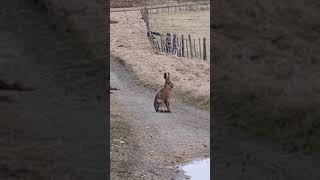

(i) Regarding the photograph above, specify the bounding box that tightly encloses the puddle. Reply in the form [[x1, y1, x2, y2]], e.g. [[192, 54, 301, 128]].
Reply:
[[181, 158, 210, 180]]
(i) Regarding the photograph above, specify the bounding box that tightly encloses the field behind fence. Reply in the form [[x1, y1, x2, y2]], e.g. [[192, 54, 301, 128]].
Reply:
[[141, 4, 210, 61], [144, 1, 210, 14]]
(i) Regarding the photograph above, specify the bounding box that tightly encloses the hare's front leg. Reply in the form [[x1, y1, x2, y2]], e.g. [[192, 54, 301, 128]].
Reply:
[[165, 100, 171, 113]]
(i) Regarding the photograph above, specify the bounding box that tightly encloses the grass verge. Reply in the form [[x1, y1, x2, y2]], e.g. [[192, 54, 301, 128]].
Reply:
[[112, 55, 209, 111]]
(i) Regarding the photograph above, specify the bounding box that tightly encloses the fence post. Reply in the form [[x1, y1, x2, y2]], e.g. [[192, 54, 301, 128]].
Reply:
[[176, 35, 179, 56], [193, 39, 197, 58], [142, 7, 156, 50], [164, 39, 167, 53], [179, 38, 181, 57], [181, 34, 184, 57], [166, 33, 170, 53], [188, 34, 193, 58], [156, 41, 160, 52], [148, 36, 154, 50], [180, 37, 183, 57], [199, 38, 201, 59], [203, 37, 207, 61], [173, 34, 177, 55], [160, 36, 163, 52], [163, 38, 166, 53], [186, 39, 189, 58]]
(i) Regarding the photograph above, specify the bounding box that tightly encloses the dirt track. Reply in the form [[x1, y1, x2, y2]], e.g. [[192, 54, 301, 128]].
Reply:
[[110, 57, 210, 179], [0, 1, 107, 179], [111, 53, 320, 180], [110, 50, 320, 180]]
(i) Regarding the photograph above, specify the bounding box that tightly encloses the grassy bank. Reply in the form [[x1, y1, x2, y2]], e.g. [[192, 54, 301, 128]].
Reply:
[[112, 55, 210, 111]]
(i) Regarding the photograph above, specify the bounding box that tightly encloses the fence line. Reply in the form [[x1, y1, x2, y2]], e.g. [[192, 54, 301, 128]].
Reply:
[[140, 7, 208, 61], [149, 32, 208, 60], [145, 2, 210, 14]]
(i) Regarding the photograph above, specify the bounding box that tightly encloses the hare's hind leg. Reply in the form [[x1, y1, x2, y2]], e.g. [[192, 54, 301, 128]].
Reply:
[[155, 99, 166, 112], [156, 102, 167, 112], [159, 103, 166, 112], [154, 102, 158, 112]]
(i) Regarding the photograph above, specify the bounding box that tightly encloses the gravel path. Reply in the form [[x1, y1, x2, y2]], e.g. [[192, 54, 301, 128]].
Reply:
[[110, 56, 210, 179], [111, 55, 320, 180]]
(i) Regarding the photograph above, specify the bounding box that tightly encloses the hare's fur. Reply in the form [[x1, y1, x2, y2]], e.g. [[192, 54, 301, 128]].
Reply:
[[154, 72, 174, 113]]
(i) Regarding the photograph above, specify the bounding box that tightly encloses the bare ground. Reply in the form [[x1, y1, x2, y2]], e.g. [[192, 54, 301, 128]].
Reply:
[[110, 57, 210, 179]]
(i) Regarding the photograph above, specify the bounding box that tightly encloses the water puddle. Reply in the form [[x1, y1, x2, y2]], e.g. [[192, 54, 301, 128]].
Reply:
[[181, 158, 210, 180]]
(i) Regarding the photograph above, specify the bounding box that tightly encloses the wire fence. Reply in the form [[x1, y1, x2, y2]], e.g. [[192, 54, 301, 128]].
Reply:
[[145, 1, 210, 14], [149, 32, 208, 60]]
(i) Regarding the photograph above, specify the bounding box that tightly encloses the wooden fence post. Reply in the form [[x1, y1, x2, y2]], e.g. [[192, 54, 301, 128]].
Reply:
[[160, 36, 163, 52], [193, 39, 196, 58], [179, 39, 182, 57], [199, 38, 201, 59], [176, 35, 179, 56], [163, 38, 166, 53], [173, 34, 177, 55], [186, 39, 189, 58], [156, 41, 160, 52], [188, 34, 193, 58], [180, 37, 183, 57], [166, 33, 170, 53], [203, 37, 207, 61], [181, 34, 184, 57], [148, 36, 154, 50]]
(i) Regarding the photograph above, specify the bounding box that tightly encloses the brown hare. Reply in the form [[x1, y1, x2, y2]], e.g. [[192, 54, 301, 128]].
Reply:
[[154, 72, 174, 113]]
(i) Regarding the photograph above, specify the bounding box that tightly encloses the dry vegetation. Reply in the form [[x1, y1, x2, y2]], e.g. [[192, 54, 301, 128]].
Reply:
[[110, 0, 209, 8], [213, 0, 320, 153], [110, 10, 209, 110]]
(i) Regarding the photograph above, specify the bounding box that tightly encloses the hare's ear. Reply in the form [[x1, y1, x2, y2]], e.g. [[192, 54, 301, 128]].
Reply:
[[164, 73, 167, 79], [168, 73, 170, 79]]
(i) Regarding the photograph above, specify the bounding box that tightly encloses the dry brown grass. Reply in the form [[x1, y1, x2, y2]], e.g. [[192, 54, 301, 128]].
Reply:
[[110, 11, 209, 110]]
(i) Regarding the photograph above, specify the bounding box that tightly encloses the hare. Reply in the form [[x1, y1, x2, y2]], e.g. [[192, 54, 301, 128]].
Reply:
[[154, 72, 174, 113]]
